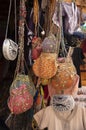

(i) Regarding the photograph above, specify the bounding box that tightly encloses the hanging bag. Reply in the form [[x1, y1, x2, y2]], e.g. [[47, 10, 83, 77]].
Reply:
[[32, 52, 57, 79], [49, 1, 77, 94], [50, 47, 77, 94], [7, 0, 35, 115], [31, 36, 42, 60], [2, 0, 18, 61], [8, 80, 33, 114]]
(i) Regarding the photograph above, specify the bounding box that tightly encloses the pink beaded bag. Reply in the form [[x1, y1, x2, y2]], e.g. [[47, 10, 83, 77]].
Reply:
[[7, 74, 35, 115], [8, 83, 33, 114]]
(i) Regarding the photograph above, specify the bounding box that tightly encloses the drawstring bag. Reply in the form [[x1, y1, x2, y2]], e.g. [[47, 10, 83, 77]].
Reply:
[[7, 0, 35, 115], [32, 52, 57, 79], [50, 47, 77, 94], [31, 36, 42, 60], [50, 58, 77, 94], [32, 48, 42, 60], [49, 1, 77, 95], [8, 74, 35, 114], [7, 47, 36, 115], [7, 43, 35, 115], [42, 33, 57, 53], [5, 1, 36, 130], [8, 83, 33, 114], [10, 74, 35, 97]]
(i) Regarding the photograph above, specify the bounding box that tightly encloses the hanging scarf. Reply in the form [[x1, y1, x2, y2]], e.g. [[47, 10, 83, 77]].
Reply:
[[51, 95, 75, 112]]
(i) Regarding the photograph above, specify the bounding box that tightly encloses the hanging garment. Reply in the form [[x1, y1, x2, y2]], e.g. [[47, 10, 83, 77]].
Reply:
[[72, 47, 85, 87], [34, 104, 86, 130], [62, 2, 79, 34], [52, 2, 79, 34]]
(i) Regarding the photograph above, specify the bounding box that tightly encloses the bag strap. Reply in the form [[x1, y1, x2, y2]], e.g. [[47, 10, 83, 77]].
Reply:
[[14, 0, 26, 76], [67, 46, 74, 58], [5, 0, 13, 39], [58, 0, 67, 57], [5, 0, 17, 43], [14, 0, 17, 43]]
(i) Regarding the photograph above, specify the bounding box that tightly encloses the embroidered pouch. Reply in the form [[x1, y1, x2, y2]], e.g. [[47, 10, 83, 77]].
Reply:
[[50, 56, 77, 94], [32, 52, 57, 79], [42, 33, 57, 53], [8, 74, 35, 114]]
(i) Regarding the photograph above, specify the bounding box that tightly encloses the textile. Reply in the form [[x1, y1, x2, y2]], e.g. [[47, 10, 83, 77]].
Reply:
[[34, 105, 86, 130], [72, 47, 85, 87], [62, 2, 79, 34], [52, 2, 80, 34]]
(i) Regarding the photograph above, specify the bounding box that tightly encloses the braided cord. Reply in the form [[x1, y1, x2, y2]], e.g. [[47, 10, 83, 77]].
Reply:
[[14, 0, 26, 76]]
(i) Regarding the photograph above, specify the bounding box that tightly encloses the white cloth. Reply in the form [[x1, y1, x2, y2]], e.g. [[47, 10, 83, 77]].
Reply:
[[52, 2, 79, 34], [62, 2, 78, 34], [34, 105, 86, 130]]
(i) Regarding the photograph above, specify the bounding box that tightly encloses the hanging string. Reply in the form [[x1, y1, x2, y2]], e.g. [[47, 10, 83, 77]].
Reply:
[[53, 0, 62, 59], [14, 0, 17, 43], [25, 20, 34, 34], [55, 2, 61, 59], [59, 0, 67, 57], [14, 0, 26, 76], [5, 0, 13, 39]]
